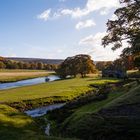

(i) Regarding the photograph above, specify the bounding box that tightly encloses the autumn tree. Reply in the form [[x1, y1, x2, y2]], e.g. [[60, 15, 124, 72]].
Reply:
[[56, 54, 97, 78], [102, 0, 140, 70], [75, 55, 97, 77]]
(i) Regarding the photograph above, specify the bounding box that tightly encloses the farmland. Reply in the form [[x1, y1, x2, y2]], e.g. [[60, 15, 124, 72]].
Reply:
[[0, 76, 119, 103], [0, 72, 140, 140], [0, 69, 53, 83], [0, 76, 120, 140]]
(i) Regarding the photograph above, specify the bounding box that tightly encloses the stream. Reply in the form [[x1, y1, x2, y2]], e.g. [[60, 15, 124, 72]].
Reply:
[[0, 75, 63, 135], [0, 75, 60, 90], [25, 103, 65, 135]]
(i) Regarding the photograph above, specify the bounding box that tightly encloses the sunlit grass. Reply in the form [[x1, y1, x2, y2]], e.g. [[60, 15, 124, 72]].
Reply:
[[0, 77, 119, 103], [0, 104, 46, 140], [0, 104, 78, 140]]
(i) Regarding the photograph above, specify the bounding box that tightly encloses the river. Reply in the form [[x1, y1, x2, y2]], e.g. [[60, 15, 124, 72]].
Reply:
[[0, 74, 64, 135], [0, 75, 60, 90], [25, 103, 65, 117], [25, 103, 65, 136]]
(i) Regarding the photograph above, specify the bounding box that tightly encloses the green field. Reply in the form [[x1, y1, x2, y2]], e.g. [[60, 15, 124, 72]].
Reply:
[[0, 76, 119, 140], [0, 69, 53, 83], [1, 74, 139, 140], [0, 77, 119, 103]]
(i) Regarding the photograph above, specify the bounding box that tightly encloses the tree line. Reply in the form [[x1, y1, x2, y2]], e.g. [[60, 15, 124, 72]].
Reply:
[[96, 55, 135, 72], [0, 57, 57, 70]]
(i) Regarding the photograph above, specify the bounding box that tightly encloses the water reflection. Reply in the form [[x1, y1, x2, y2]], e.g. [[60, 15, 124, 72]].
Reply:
[[0, 75, 60, 90], [25, 103, 65, 117]]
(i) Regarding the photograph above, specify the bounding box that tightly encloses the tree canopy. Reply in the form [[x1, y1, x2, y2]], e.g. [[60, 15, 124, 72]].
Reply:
[[102, 0, 140, 49], [56, 54, 97, 78], [102, 0, 140, 70]]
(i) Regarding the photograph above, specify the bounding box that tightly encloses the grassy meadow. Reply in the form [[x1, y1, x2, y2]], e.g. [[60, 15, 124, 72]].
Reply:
[[0, 77, 119, 103], [0, 70, 139, 140], [0, 75, 120, 140], [0, 69, 54, 83]]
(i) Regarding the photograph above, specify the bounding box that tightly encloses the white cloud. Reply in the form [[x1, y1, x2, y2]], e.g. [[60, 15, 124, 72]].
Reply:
[[60, 0, 120, 18], [86, 0, 120, 12], [76, 19, 96, 30], [79, 32, 106, 46], [37, 9, 51, 21], [60, 8, 90, 18], [37, 0, 120, 21], [79, 32, 126, 61]]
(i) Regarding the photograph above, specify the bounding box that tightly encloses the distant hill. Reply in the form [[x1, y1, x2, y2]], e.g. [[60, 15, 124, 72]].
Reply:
[[5, 57, 112, 66], [6, 57, 64, 65]]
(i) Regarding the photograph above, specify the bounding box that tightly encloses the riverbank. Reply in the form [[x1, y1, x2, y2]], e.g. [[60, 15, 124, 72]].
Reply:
[[0, 75, 60, 90], [1, 76, 117, 140], [0, 69, 54, 83], [46, 80, 140, 140], [0, 77, 120, 109], [0, 104, 79, 140], [1, 76, 139, 140]]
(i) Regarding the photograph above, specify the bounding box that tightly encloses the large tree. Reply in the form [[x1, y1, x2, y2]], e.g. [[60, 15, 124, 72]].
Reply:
[[56, 54, 97, 78], [102, 0, 140, 49], [102, 0, 140, 69]]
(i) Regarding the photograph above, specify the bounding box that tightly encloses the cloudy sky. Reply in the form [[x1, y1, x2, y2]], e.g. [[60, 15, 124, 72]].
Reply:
[[0, 0, 125, 61]]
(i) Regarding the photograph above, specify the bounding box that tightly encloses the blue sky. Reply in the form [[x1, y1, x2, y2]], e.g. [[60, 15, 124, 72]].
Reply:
[[0, 0, 125, 61]]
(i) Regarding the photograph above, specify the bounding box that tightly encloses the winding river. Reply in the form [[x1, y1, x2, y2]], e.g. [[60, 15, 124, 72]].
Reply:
[[25, 103, 65, 117], [25, 103, 65, 136], [0, 75, 60, 90], [0, 74, 64, 135]]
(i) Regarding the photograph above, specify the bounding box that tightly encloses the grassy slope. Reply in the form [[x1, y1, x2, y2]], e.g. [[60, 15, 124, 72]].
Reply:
[[59, 82, 140, 140], [65, 81, 138, 120], [0, 104, 46, 140], [66, 89, 123, 122], [103, 82, 140, 108], [0, 104, 79, 140], [0, 69, 53, 83], [0, 77, 119, 103]]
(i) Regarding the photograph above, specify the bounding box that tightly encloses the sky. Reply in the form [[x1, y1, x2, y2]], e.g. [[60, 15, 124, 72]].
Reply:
[[0, 0, 126, 61]]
